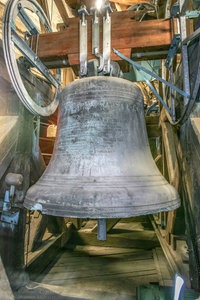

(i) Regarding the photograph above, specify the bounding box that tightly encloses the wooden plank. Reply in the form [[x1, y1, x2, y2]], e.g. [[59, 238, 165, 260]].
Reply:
[[27, 212, 48, 252], [153, 248, 173, 286], [43, 260, 156, 280], [37, 0, 50, 23], [69, 230, 159, 249], [38, 272, 158, 296], [0, 256, 14, 300], [34, 15, 174, 66], [161, 121, 180, 241], [36, 243, 159, 299], [57, 245, 153, 260], [110, 0, 150, 4], [191, 118, 200, 144], [161, 121, 179, 188], [54, 0, 75, 22], [47, 216, 67, 234], [146, 116, 161, 140], [26, 223, 74, 280], [0, 116, 19, 179]]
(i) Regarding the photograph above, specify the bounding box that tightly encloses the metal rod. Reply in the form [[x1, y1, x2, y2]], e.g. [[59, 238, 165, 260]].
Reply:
[[112, 48, 189, 99], [79, 20, 88, 76], [17, 3, 39, 35], [169, 66, 176, 122], [179, 0, 190, 105], [12, 30, 60, 89], [97, 219, 107, 241], [103, 14, 111, 74]]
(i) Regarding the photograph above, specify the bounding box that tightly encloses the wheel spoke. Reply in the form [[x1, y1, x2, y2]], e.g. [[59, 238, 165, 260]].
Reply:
[[17, 3, 39, 34], [2, 0, 60, 116], [12, 29, 60, 89]]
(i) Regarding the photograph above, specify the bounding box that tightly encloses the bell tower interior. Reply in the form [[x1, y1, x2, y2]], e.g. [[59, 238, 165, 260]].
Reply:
[[0, 0, 200, 299]]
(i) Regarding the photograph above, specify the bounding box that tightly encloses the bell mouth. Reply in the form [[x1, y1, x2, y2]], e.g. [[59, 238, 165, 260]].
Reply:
[[24, 175, 180, 219], [24, 77, 180, 219]]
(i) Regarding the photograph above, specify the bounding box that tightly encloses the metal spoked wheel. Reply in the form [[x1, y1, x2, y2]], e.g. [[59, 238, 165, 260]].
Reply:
[[3, 0, 61, 116]]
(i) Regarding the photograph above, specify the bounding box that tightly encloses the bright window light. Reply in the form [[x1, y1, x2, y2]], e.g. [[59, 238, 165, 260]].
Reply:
[[174, 274, 184, 300], [96, 0, 103, 11]]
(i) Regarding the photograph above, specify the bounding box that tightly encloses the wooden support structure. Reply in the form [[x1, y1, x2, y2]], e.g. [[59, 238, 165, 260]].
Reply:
[[54, 0, 75, 22], [0, 256, 14, 300], [0, 116, 19, 179], [37, 0, 51, 23], [110, 0, 149, 4], [146, 116, 161, 138], [33, 12, 174, 66], [161, 121, 180, 244], [26, 223, 74, 280], [69, 229, 160, 249]]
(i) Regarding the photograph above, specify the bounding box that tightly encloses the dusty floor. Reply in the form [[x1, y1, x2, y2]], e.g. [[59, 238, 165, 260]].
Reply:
[[14, 218, 175, 300]]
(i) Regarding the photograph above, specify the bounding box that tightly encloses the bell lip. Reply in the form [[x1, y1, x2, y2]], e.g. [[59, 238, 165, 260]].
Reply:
[[23, 197, 180, 219], [24, 175, 180, 218]]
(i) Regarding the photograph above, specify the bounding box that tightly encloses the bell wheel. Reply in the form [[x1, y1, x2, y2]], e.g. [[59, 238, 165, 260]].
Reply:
[[3, 0, 61, 116]]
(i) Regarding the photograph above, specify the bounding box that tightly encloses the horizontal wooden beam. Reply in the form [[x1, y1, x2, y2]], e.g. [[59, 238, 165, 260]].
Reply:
[[146, 116, 162, 138], [54, 0, 75, 22], [0, 256, 14, 300], [0, 116, 19, 179], [26, 223, 74, 280], [110, 0, 150, 5], [68, 230, 159, 249], [34, 11, 173, 67]]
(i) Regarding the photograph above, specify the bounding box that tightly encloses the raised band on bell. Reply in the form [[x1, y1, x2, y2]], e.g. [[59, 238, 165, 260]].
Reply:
[[24, 77, 180, 218]]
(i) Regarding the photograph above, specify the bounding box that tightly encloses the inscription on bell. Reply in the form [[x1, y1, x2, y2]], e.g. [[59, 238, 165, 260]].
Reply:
[[24, 77, 180, 218]]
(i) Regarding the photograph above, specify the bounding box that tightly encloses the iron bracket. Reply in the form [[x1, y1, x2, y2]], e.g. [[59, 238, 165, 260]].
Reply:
[[91, 7, 100, 56], [78, 5, 89, 77], [112, 48, 190, 119], [91, 7, 104, 72], [172, 2, 180, 17], [172, 2, 200, 19], [0, 190, 20, 225], [17, 2, 39, 35], [102, 2, 112, 74], [1, 210, 20, 225], [165, 34, 181, 69], [12, 29, 60, 89], [185, 10, 200, 19]]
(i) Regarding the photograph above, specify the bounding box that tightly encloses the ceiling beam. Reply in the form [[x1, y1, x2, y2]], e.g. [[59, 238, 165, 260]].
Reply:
[[54, 0, 75, 23], [37, 0, 51, 22], [110, 0, 152, 5], [32, 11, 174, 66]]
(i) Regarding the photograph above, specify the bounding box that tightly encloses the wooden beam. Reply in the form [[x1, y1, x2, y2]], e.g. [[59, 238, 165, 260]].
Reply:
[[161, 121, 180, 244], [54, 0, 75, 23], [27, 212, 48, 252], [26, 223, 74, 280], [68, 230, 159, 249], [37, 0, 50, 22], [146, 116, 162, 138], [0, 116, 19, 179], [110, 0, 149, 5], [161, 121, 179, 187], [0, 256, 14, 300], [33, 12, 173, 66]]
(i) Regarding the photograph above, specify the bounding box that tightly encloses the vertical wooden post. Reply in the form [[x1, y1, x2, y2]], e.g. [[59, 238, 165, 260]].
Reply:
[[0, 104, 33, 289]]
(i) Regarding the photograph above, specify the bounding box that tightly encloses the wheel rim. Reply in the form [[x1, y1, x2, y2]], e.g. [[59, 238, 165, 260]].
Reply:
[[3, 0, 60, 116]]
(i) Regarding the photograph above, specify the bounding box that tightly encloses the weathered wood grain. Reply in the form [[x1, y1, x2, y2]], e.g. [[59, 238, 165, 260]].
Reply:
[[0, 256, 14, 300], [33, 15, 174, 66], [0, 116, 19, 179]]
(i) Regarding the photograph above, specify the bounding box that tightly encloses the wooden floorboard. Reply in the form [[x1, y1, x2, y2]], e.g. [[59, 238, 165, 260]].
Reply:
[[15, 218, 173, 299]]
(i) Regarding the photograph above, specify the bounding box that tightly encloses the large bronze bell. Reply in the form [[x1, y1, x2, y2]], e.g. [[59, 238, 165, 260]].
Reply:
[[24, 77, 180, 219]]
